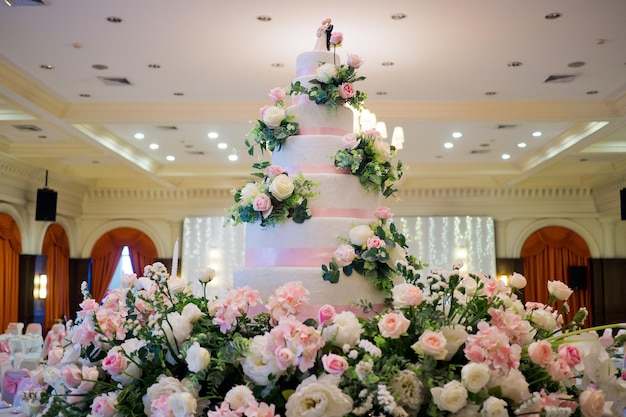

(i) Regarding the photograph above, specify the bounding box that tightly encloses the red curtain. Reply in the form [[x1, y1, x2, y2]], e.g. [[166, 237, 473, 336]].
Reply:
[[42, 224, 70, 331], [521, 226, 592, 325], [90, 228, 157, 301], [0, 213, 22, 333]]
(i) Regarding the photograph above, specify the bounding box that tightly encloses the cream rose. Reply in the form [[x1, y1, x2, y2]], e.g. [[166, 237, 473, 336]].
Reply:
[[390, 369, 424, 411], [547, 280, 573, 301], [163, 312, 192, 347], [509, 272, 527, 289], [442, 325, 469, 361], [392, 283, 424, 308], [373, 138, 392, 162], [528, 340, 554, 366], [461, 363, 490, 393], [480, 396, 508, 417], [487, 368, 530, 403], [579, 389, 606, 417], [198, 267, 216, 283], [262, 105, 286, 128], [285, 375, 353, 417], [90, 392, 119, 417], [185, 342, 211, 373], [333, 244, 356, 268], [322, 311, 363, 347], [349, 224, 374, 246], [239, 182, 260, 203], [378, 312, 410, 339], [224, 385, 256, 410], [315, 63, 338, 83], [167, 392, 197, 417], [268, 174, 294, 201], [530, 309, 558, 332], [431, 380, 468, 413], [411, 330, 448, 359]]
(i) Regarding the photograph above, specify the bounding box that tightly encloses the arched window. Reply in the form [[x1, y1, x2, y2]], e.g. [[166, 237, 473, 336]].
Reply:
[[106, 246, 134, 292]]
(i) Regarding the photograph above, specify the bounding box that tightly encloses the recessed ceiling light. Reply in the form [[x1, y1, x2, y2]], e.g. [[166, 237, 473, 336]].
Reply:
[[517, 142, 527, 148], [79, 93, 91, 97], [106, 16, 122, 23], [532, 131, 542, 137], [485, 91, 497, 96], [148, 64, 161, 69], [257, 15, 272, 22], [381, 61, 394, 66], [452, 132, 462, 139], [91, 64, 109, 70], [376, 91, 387, 95], [544, 12, 562, 20], [207, 132, 219, 139], [173, 92, 184, 96], [166, 155, 175, 161], [72, 43, 82, 49], [502, 153, 511, 160], [92, 160, 100, 164], [149, 143, 159, 150], [586, 90, 598, 95], [271, 63, 284, 68], [228, 154, 238, 161], [579, 158, 588, 162], [38, 135, 47, 139], [444, 142, 454, 149], [391, 13, 407, 20], [134, 133, 144, 139], [507, 61, 523, 68], [39, 64, 54, 70], [217, 142, 228, 149], [567, 61, 585, 68]]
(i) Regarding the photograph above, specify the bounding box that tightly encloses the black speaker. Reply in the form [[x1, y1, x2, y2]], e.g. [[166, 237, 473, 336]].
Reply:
[[568, 265, 587, 290], [35, 188, 57, 221], [621, 188, 626, 221]]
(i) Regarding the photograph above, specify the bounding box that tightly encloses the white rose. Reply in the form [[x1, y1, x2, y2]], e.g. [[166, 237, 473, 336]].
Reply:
[[322, 311, 363, 348], [459, 275, 479, 296], [181, 303, 204, 323], [451, 403, 481, 417], [163, 312, 192, 347], [239, 182, 260, 203], [112, 361, 143, 386], [461, 363, 490, 393], [480, 396, 508, 417], [315, 63, 338, 83], [224, 385, 256, 410], [430, 380, 468, 413], [43, 366, 65, 394], [530, 309, 558, 332], [509, 272, 527, 289], [373, 138, 392, 162], [120, 273, 137, 289], [349, 224, 375, 246], [167, 392, 197, 417], [442, 325, 468, 361], [241, 335, 281, 386], [198, 267, 216, 283], [387, 244, 407, 268], [285, 375, 353, 417], [487, 369, 530, 403], [262, 105, 286, 128], [269, 174, 295, 201], [185, 342, 211, 373], [547, 280, 573, 301], [167, 277, 189, 295], [390, 369, 424, 411]]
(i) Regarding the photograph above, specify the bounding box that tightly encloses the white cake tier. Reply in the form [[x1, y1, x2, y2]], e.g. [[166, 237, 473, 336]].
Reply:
[[287, 103, 353, 134], [234, 267, 387, 307], [296, 50, 339, 76], [298, 173, 380, 216], [271, 135, 338, 169]]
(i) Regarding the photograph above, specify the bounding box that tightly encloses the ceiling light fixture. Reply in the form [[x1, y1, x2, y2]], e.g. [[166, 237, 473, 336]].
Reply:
[[79, 93, 91, 97], [544, 12, 562, 20], [166, 155, 175, 161], [173, 92, 184, 96], [376, 91, 387, 95], [148, 64, 161, 69], [485, 91, 497, 96], [517, 142, 527, 148], [149, 143, 159, 150], [271, 63, 284, 68], [106, 16, 122, 23], [507, 61, 523, 68], [532, 131, 542, 137], [391, 127, 405, 149], [207, 132, 219, 139], [444, 142, 454, 149], [567, 61, 586, 68], [502, 153, 511, 160], [586, 90, 599, 95], [39, 64, 54, 70], [257, 15, 272, 22], [92, 64, 109, 70], [376, 122, 388, 139], [134, 133, 144, 139], [228, 154, 238, 161], [452, 132, 462, 139], [217, 143, 228, 149], [381, 61, 395, 66], [391, 13, 407, 20]]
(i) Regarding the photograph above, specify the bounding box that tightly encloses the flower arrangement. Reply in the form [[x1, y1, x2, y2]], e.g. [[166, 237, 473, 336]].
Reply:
[[322, 207, 424, 296], [25, 261, 626, 417], [334, 130, 404, 198], [245, 87, 299, 156], [226, 162, 318, 227]]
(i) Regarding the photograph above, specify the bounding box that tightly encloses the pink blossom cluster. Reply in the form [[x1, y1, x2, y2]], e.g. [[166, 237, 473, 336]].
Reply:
[[207, 386, 279, 417], [209, 286, 262, 333], [464, 321, 522, 375], [265, 281, 310, 322], [265, 315, 325, 373], [487, 306, 533, 345]]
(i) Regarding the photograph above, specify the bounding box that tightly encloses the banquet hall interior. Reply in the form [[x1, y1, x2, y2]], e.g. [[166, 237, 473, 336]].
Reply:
[[0, 0, 625, 347]]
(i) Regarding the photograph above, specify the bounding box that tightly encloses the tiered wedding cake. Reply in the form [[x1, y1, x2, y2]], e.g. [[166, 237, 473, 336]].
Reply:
[[233, 21, 394, 310]]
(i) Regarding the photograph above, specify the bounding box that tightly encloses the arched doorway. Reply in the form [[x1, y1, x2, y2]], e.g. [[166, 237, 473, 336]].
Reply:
[[0, 213, 22, 332], [42, 224, 70, 331], [521, 226, 592, 326], [90, 227, 158, 301]]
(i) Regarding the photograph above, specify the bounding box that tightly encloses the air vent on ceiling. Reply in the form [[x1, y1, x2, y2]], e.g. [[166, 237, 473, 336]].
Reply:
[[12, 124, 42, 132], [156, 126, 179, 130], [544, 74, 577, 84], [187, 151, 205, 155], [4, 0, 50, 5], [496, 124, 518, 130], [470, 149, 490, 154], [97, 76, 132, 86]]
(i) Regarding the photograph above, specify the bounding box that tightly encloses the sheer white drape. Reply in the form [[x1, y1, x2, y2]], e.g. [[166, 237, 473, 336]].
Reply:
[[182, 216, 496, 292]]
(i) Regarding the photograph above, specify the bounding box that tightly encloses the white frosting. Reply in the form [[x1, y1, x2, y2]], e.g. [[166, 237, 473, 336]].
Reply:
[[271, 135, 339, 168], [296, 51, 340, 75], [305, 174, 380, 212], [287, 103, 353, 133]]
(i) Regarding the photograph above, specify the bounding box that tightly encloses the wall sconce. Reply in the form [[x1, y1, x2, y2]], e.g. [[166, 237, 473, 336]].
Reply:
[[33, 274, 48, 299], [391, 126, 405, 149], [499, 274, 509, 286]]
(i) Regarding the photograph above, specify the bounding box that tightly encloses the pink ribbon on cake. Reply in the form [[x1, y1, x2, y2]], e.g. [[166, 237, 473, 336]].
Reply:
[[246, 247, 336, 267], [310, 208, 374, 219], [282, 165, 350, 175], [297, 127, 350, 136], [296, 66, 320, 77]]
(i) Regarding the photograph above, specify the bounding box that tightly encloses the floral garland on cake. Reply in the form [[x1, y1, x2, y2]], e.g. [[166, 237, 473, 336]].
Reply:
[[322, 207, 424, 296], [290, 31, 367, 111], [24, 261, 626, 417], [245, 87, 299, 156], [334, 129, 403, 198], [226, 162, 318, 227]]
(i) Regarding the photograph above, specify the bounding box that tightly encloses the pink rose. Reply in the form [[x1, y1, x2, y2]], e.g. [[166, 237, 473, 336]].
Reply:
[[341, 133, 360, 150], [412, 330, 448, 360], [252, 194, 272, 213], [347, 53, 363, 69], [338, 83, 355, 99], [528, 340, 554, 366], [366, 236, 386, 249], [547, 280, 573, 301], [329, 32, 343, 45], [557, 344, 581, 367], [47, 345, 64, 365], [318, 304, 336, 326], [102, 350, 127, 376], [392, 283, 423, 308], [333, 244, 356, 267], [378, 312, 410, 339], [259, 105, 270, 117], [91, 393, 118, 417], [321, 353, 348, 376], [76, 366, 100, 393], [60, 364, 83, 389], [579, 389, 606, 417], [268, 87, 286, 103], [374, 206, 394, 220], [546, 358, 574, 381], [274, 347, 296, 371], [267, 165, 284, 178]]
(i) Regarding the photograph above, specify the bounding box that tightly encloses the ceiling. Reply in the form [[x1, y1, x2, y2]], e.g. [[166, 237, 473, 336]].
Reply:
[[0, 0, 625, 193]]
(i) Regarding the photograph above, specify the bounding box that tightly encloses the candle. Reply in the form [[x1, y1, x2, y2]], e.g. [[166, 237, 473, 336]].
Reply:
[[171, 239, 179, 278]]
